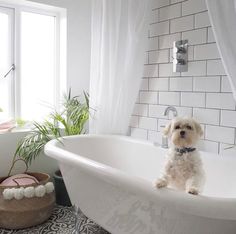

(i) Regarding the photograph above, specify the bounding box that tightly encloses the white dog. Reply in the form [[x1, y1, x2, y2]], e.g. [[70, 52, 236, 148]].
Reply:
[[155, 117, 205, 195]]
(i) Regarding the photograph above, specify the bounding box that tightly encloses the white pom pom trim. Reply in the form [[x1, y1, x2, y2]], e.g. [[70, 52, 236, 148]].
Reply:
[[24, 186, 35, 198], [2, 182, 54, 200], [14, 187, 24, 200]]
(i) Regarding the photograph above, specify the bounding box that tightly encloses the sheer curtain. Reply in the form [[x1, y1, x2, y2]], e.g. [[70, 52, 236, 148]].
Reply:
[[89, 0, 151, 134], [206, 0, 236, 100]]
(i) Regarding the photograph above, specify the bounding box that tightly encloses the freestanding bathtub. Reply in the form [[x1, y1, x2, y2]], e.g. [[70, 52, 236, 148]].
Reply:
[[44, 135, 236, 234]]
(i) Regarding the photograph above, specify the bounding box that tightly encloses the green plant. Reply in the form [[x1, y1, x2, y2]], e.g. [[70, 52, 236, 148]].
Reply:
[[14, 90, 89, 166]]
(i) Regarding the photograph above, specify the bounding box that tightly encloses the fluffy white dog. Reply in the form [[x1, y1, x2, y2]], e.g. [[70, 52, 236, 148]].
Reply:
[[155, 117, 205, 195]]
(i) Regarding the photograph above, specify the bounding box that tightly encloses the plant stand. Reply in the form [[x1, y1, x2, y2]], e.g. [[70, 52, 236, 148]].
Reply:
[[53, 170, 71, 206]]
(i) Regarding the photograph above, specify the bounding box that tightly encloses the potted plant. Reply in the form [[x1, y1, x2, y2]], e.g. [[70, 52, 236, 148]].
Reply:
[[14, 90, 89, 206]]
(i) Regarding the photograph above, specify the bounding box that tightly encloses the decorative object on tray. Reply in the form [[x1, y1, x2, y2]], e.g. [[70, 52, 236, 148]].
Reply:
[[0, 159, 55, 229]]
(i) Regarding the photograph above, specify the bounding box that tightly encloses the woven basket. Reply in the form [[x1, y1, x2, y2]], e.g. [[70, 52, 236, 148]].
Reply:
[[0, 172, 55, 229]]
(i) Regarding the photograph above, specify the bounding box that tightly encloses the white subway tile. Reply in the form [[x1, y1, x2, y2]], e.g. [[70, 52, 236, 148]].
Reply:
[[148, 37, 159, 51], [207, 60, 226, 76], [149, 78, 169, 91], [140, 78, 148, 90], [181, 93, 205, 107], [205, 125, 235, 144], [193, 76, 221, 92], [182, 28, 207, 45], [133, 104, 148, 116], [159, 4, 181, 21], [170, 15, 194, 33], [219, 143, 236, 155], [175, 106, 192, 117], [194, 43, 220, 60], [197, 140, 219, 153], [130, 127, 147, 140], [159, 33, 181, 49], [221, 110, 236, 128], [207, 27, 215, 43], [159, 63, 180, 77], [181, 61, 206, 76], [193, 108, 220, 125], [152, 0, 170, 9], [206, 93, 235, 110], [148, 130, 162, 144], [143, 64, 158, 77], [182, 0, 207, 16], [221, 76, 232, 92], [195, 11, 211, 28], [158, 119, 169, 131], [170, 77, 192, 91], [150, 10, 159, 24], [144, 52, 148, 64], [130, 116, 139, 128], [139, 117, 157, 130], [188, 46, 194, 61], [149, 105, 169, 119], [140, 91, 158, 104], [150, 21, 169, 37], [149, 49, 169, 64], [159, 92, 180, 105]]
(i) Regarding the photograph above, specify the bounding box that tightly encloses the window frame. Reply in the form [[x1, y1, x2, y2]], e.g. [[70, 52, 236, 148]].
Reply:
[[0, 6, 15, 118], [0, 1, 66, 120]]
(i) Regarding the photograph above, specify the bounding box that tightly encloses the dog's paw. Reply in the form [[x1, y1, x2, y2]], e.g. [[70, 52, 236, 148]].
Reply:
[[187, 187, 199, 195], [155, 178, 167, 189]]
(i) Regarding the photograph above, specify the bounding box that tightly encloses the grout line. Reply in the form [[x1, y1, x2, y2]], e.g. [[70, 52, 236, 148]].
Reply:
[[219, 109, 221, 126], [153, 9, 208, 25], [206, 26, 209, 42], [150, 26, 212, 38]]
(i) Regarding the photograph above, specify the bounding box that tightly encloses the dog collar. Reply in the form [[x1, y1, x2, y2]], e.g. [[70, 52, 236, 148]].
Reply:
[[175, 147, 196, 155]]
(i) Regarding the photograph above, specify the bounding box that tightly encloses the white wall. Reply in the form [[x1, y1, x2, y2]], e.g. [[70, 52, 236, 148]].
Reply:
[[130, 0, 236, 155], [0, 0, 92, 176], [0, 132, 58, 177]]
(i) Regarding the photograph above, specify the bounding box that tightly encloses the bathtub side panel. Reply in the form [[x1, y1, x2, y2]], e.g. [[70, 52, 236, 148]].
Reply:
[[59, 162, 236, 234]]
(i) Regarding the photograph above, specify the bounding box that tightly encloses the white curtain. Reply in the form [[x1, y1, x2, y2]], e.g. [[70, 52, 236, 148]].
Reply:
[[206, 0, 236, 100], [89, 0, 151, 135]]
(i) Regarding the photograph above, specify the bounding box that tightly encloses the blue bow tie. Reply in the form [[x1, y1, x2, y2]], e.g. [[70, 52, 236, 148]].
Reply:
[[175, 147, 196, 155]]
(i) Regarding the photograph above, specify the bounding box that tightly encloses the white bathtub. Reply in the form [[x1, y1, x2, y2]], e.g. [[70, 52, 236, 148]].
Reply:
[[44, 135, 236, 234]]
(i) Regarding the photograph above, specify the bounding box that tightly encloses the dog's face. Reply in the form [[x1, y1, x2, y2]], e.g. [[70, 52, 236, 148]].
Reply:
[[163, 117, 203, 148]]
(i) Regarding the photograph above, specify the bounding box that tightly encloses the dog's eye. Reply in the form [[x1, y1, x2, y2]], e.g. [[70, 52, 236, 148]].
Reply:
[[186, 125, 192, 130], [175, 125, 180, 129]]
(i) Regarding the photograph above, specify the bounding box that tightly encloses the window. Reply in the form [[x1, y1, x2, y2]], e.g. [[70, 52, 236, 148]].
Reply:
[[0, 3, 66, 122]]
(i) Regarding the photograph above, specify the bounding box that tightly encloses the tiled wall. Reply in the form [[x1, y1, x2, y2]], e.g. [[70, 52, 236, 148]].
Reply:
[[130, 0, 236, 154]]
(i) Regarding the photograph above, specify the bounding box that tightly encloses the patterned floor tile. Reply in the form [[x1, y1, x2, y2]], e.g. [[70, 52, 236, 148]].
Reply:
[[0, 206, 110, 234]]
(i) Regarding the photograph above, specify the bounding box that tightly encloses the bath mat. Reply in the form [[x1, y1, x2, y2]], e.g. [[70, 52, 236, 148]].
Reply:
[[0, 205, 110, 234]]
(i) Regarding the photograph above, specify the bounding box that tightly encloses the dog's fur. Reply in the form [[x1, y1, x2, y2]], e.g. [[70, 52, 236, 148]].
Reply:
[[155, 117, 205, 195]]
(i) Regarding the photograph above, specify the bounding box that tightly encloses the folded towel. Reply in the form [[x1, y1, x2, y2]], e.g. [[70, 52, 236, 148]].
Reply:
[[0, 119, 16, 133]]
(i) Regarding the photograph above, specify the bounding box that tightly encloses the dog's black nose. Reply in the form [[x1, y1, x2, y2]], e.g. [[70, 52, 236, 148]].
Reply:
[[180, 131, 185, 136]]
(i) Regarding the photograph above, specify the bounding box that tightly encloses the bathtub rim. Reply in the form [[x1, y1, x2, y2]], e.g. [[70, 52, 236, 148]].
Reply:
[[44, 134, 236, 220]]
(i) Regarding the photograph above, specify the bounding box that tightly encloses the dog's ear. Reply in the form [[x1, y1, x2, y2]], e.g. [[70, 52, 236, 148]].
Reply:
[[194, 120, 203, 137], [163, 121, 172, 136]]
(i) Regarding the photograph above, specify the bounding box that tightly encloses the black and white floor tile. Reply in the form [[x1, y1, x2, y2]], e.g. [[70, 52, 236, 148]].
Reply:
[[0, 206, 110, 234]]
